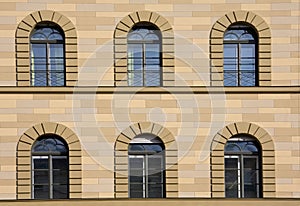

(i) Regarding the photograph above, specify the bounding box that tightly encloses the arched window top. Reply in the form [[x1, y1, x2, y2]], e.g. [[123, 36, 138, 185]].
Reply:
[[225, 135, 260, 154], [128, 22, 161, 42], [32, 134, 68, 155], [31, 22, 64, 41], [224, 23, 257, 41], [129, 133, 164, 153]]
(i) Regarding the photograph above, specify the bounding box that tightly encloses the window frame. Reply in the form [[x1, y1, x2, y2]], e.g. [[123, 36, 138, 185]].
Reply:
[[128, 136, 166, 198], [224, 136, 262, 198], [30, 22, 66, 87], [223, 24, 259, 87], [127, 22, 163, 87], [31, 135, 69, 199]]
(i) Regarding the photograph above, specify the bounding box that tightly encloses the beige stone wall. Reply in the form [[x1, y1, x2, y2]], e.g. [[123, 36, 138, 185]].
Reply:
[[0, 88, 298, 199], [0, 0, 298, 201], [0, 0, 298, 86]]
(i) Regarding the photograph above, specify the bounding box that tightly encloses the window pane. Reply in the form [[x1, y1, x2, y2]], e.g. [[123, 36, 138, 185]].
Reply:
[[128, 72, 143, 86], [33, 158, 49, 169], [148, 183, 163, 198], [224, 72, 238, 86], [243, 157, 259, 198], [128, 44, 143, 58], [145, 72, 160, 86], [225, 158, 239, 198], [129, 157, 144, 198], [31, 44, 46, 58], [145, 44, 160, 58], [129, 183, 144, 198], [33, 171, 49, 184], [34, 185, 49, 199], [53, 185, 68, 199], [224, 44, 238, 59]]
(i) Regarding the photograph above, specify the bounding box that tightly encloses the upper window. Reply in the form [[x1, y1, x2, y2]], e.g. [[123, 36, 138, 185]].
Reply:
[[30, 22, 65, 86], [223, 24, 258, 86], [127, 23, 162, 86], [224, 135, 262, 198], [31, 135, 69, 199], [128, 134, 165, 198]]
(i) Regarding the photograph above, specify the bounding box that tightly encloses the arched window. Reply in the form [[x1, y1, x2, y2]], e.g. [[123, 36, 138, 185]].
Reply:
[[128, 134, 165, 198], [223, 24, 258, 86], [30, 22, 65, 86], [224, 135, 262, 198], [31, 135, 69, 199], [127, 22, 162, 86]]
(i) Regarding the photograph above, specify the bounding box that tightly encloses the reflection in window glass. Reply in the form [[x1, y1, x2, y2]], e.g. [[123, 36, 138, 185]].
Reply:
[[32, 135, 69, 199], [127, 23, 162, 86], [128, 135, 165, 198], [30, 23, 65, 86], [224, 136, 261, 198], [223, 24, 257, 86]]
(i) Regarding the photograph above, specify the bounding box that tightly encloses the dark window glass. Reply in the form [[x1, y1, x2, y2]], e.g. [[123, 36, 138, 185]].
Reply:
[[127, 23, 162, 86], [128, 135, 165, 198], [30, 22, 65, 86], [224, 136, 261, 198], [223, 24, 258, 86], [32, 135, 69, 199]]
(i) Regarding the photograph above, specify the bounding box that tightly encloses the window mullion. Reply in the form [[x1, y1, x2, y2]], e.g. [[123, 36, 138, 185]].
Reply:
[[46, 43, 50, 86], [240, 155, 244, 198], [143, 43, 146, 86], [49, 155, 53, 199], [144, 154, 148, 198]]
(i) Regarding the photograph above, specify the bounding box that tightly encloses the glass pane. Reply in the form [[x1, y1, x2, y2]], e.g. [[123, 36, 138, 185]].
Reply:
[[31, 44, 46, 58], [129, 157, 144, 169], [49, 72, 65, 86], [144, 144, 163, 153], [33, 158, 49, 169], [49, 44, 64, 58], [225, 143, 241, 152], [33, 171, 49, 184], [145, 72, 160, 86], [53, 170, 68, 184], [32, 136, 68, 154], [128, 44, 143, 58], [224, 44, 238, 59], [129, 144, 145, 152], [148, 183, 163, 198], [240, 71, 255, 86], [224, 72, 238, 86], [53, 185, 68, 199], [148, 157, 162, 170], [145, 44, 160, 58], [32, 72, 47, 86], [128, 72, 143, 86], [224, 33, 239, 41], [225, 157, 239, 198], [34, 185, 49, 199], [129, 183, 144, 198], [241, 44, 255, 58]]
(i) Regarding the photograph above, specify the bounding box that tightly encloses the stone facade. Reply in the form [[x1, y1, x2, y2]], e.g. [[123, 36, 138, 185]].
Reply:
[[0, 0, 298, 202]]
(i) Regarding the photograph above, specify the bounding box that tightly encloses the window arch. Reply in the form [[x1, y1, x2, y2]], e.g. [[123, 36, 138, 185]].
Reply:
[[16, 122, 82, 199], [210, 122, 275, 198], [224, 135, 262, 198], [114, 11, 174, 87], [223, 23, 258, 86], [30, 22, 65, 86], [128, 134, 165, 198], [114, 122, 178, 198], [16, 10, 78, 86], [127, 23, 162, 86], [210, 10, 271, 86], [31, 134, 69, 199]]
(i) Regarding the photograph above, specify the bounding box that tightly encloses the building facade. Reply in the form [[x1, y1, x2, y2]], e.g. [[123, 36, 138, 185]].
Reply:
[[0, 0, 299, 205]]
